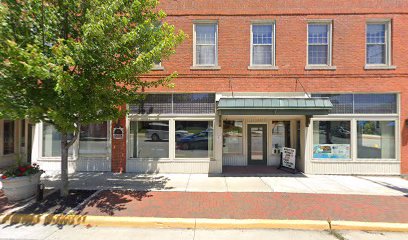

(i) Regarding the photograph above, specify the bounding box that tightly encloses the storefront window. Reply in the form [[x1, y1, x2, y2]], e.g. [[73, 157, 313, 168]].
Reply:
[[42, 123, 73, 157], [3, 120, 15, 155], [130, 121, 169, 158], [313, 121, 351, 159], [357, 121, 395, 159], [175, 121, 213, 158], [223, 121, 243, 154], [79, 122, 108, 156]]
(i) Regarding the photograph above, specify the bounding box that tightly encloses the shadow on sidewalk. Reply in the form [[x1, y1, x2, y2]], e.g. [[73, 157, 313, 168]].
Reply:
[[76, 190, 153, 216], [358, 177, 408, 197]]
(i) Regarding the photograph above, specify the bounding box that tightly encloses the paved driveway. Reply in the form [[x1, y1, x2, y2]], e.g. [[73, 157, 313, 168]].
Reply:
[[41, 172, 408, 196]]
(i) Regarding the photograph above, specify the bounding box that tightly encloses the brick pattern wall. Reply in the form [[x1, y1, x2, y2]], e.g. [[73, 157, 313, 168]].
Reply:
[[112, 0, 408, 174]]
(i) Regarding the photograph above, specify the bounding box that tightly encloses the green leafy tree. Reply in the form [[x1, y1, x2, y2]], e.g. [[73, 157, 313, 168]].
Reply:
[[0, 0, 185, 196]]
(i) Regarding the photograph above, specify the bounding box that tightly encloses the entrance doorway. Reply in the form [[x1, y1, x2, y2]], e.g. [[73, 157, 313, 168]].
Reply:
[[248, 124, 267, 165]]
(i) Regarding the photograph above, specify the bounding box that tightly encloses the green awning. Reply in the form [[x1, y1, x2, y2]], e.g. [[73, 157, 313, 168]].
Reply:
[[217, 98, 333, 115]]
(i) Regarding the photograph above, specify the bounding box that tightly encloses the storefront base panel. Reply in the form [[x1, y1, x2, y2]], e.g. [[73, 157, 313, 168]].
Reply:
[[126, 159, 222, 174], [306, 161, 400, 175], [76, 157, 111, 172], [36, 159, 77, 176]]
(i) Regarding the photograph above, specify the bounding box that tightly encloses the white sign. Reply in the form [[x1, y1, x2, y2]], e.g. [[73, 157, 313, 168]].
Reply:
[[282, 147, 296, 169], [113, 127, 124, 139]]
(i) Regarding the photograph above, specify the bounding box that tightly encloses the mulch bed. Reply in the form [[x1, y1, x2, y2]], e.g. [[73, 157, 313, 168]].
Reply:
[[12, 190, 96, 215]]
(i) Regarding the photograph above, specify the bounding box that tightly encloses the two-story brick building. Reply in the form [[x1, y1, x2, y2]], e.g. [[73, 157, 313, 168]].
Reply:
[[25, 0, 408, 175]]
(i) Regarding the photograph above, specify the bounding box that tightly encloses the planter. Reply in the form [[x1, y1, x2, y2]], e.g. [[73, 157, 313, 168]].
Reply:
[[1, 172, 42, 201]]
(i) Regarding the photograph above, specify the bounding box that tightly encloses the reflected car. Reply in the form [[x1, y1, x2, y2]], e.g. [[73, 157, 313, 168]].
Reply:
[[176, 129, 213, 150], [146, 122, 188, 141], [332, 126, 350, 138]]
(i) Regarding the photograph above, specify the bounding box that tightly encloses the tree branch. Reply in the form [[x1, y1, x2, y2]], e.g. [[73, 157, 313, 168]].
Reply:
[[67, 122, 80, 148]]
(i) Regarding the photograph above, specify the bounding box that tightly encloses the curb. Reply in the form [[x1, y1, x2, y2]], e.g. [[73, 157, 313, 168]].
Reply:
[[1, 214, 408, 232]]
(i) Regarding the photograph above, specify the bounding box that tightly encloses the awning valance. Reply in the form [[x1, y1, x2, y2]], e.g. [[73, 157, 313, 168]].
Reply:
[[217, 98, 333, 115]]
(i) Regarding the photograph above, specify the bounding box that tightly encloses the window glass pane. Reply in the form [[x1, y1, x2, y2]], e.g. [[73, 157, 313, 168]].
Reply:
[[175, 121, 213, 158], [130, 94, 172, 114], [79, 122, 108, 156], [357, 121, 395, 159], [196, 45, 215, 65], [42, 123, 73, 157], [308, 45, 328, 65], [130, 121, 169, 158], [367, 44, 385, 64], [253, 25, 273, 44], [196, 24, 216, 44], [367, 24, 385, 44], [173, 93, 215, 114], [253, 45, 272, 65], [308, 24, 328, 44], [354, 94, 397, 114], [3, 120, 14, 155], [223, 121, 243, 154], [312, 94, 354, 114], [313, 121, 351, 159]]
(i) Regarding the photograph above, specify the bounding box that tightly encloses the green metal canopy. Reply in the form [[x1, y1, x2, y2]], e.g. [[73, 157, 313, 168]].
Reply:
[[217, 98, 333, 115]]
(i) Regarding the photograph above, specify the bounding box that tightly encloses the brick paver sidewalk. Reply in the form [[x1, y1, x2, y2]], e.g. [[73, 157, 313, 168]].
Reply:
[[77, 190, 408, 223]]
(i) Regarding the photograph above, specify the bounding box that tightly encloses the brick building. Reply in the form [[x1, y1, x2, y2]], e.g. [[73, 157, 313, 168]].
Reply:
[[22, 0, 408, 175]]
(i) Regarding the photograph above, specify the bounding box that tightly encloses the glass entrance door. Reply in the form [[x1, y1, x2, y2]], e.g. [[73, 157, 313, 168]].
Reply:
[[248, 124, 267, 165]]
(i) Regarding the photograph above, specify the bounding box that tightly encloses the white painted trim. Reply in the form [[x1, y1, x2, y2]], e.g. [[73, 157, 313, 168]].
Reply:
[[365, 20, 393, 67], [192, 21, 219, 68], [249, 21, 276, 68], [306, 20, 333, 67]]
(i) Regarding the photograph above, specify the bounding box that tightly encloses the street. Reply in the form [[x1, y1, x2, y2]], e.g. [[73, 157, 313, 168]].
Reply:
[[0, 224, 407, 240]]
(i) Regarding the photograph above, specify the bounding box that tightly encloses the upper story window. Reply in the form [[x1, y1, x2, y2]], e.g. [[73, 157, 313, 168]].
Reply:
[[307, 21, 334, 69], [251, 23, 275, 67], [193, 22, 218, 68], [366, 21, 392, 68]]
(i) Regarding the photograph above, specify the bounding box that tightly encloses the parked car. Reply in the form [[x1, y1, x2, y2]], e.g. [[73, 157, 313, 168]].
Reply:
[[145, 122, 188, 141], [176, 129, 213, 150]]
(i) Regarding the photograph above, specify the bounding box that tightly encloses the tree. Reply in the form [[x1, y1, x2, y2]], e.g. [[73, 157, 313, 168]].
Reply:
[[0, 0, 185, 196]]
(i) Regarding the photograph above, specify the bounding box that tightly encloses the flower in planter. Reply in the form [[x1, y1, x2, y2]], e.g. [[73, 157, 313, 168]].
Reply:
[[1, 163, 44, 180]]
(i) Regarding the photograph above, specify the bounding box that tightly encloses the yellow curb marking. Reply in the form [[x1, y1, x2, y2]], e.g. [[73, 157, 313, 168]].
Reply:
[[1, 214, 408, 232]]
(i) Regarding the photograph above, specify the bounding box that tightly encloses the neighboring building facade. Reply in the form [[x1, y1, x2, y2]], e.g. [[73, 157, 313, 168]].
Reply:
[[24, 0, 408, 175]]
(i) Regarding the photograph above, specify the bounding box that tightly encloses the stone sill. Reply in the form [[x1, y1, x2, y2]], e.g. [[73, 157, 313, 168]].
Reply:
[[190, 66, 221, 71], [305, 65, 337, 71], [248, 65, 279, 70], [364, 65, 397, 70]]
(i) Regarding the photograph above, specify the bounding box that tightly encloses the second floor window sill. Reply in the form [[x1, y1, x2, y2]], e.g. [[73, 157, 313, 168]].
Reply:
[[364, 64, 397, 70], [190, 66, 221, 71], [305, 65, 337, 71], [248, 65, 279, 70], [151, 66, 165, 71]]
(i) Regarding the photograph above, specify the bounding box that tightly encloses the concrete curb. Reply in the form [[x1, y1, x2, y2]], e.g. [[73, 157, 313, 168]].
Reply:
[[1, 214, 408, 232]]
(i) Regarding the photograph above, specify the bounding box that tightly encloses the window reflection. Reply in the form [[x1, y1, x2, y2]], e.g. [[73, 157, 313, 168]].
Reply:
[[175, 121, 213, 158]]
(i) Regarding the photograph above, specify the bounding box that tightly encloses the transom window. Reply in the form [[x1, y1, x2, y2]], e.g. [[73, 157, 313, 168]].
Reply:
[[251, 24, 274, 66], [308, 22, 332, 65], [366, 22, 390, 65], [194, 23, 217, 66]]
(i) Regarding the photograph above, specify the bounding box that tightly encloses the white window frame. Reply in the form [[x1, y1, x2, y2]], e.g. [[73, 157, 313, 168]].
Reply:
[[249, 21, 276, 69], [78, 121, 111, 159], [39, 122, 77, 160], [192, 20, 219, 69], [365, 20, 394, 69], [152, 62, 164, 71], [306, 20, 335, 70]]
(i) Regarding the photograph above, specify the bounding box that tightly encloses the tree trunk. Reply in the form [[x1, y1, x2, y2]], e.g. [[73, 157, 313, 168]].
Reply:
[[60, 133, 69, 197]]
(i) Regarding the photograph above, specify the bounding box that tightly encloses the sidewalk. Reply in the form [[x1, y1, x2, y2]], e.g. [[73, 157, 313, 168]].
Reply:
[[76, 190, 408, 223], [41, 172, 408, 196]]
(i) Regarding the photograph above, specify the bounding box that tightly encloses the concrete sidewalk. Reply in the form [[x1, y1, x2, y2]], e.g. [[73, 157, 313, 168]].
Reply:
[[41, 172, 408, 196]]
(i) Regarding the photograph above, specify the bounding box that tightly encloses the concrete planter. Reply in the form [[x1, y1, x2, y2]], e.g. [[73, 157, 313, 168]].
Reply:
[[1, 172, 42, 201]]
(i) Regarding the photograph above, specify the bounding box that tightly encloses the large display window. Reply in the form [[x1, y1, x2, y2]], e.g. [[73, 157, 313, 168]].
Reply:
[[175, 121, 213, 158], [42, 123, 73, 157], [130, 121, 169, 159], [79, 122, 109, 156], [222, 121, 243, 154], [357, 121, 395, 159], [313, 121, 351, 159]]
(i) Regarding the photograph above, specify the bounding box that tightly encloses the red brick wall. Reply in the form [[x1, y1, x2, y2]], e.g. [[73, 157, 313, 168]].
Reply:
[[111, 116, 127, 173], [113, 0, 408, 174]]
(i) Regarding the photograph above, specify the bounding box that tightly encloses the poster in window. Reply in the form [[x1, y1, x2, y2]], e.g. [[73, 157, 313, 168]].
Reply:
[[313, 144, 350, 159]]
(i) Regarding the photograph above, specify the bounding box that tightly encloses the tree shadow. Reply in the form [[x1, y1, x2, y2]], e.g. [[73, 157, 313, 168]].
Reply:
[[76, 190, 153, 216], [358, 176, 408, 197]]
